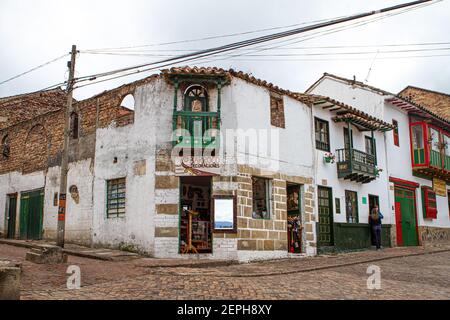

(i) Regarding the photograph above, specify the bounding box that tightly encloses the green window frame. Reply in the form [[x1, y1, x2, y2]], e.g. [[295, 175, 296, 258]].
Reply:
[[106, 178, 126, 218], [314, 117, 330, 152], [252, 177, 272, 219]]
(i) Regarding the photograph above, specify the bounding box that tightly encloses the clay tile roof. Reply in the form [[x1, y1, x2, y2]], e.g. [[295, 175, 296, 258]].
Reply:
[[309, 94, 395, 132], [0, 88, 68, 130], [398, 86, 450, 121], [162, 66, 320, 105]]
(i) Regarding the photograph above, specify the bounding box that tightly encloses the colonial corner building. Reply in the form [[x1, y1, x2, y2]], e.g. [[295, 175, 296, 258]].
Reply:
[[1, 67, 449, 262]]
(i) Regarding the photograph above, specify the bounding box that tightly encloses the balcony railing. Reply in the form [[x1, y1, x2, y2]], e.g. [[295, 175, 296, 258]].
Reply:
[[336, 148, 377, 183], [173, 111, 219, 149]]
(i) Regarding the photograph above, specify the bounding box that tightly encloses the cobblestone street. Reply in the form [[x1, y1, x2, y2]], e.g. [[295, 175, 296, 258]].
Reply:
[[1, 244, 449, 300]]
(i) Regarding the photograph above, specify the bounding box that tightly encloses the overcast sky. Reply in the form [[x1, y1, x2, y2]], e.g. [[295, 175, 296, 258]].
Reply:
[[1, 0, 449, 100]]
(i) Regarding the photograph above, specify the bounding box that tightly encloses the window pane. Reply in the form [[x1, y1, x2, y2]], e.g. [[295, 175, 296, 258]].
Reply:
[[412, 126, 424, 149], [315, 118, 329, 151], [107, 178, 126, 217], [430, 128, 439, 151], [445, 135, 450, 156]]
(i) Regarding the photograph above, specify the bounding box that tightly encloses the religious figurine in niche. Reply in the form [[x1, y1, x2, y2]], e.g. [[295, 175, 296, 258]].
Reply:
[[191, 99, 203, 112], [287, 187, 299, 211], [69, 185, 80, 204]]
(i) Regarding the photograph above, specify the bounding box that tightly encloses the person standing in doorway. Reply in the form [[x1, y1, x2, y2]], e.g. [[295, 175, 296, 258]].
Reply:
[[369, 205, 384, 250]]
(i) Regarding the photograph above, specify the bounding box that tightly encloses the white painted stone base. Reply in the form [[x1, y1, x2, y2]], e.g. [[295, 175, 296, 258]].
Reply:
[[236, 250, 289, 263]]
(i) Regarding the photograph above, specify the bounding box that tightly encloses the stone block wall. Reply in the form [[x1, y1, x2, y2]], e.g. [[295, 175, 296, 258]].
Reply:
[[153, 149, 180, 258], [235, 165, 316, 260], [419, 226, 450, 244]]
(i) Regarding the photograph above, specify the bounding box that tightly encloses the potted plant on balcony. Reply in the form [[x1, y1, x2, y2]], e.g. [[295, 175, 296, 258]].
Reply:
[[323, 152, 336, 164], [375, 166, 383, 177]]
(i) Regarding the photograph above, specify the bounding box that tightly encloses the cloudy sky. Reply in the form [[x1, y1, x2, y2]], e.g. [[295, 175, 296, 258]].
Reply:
[[0, 0, 449, 100]]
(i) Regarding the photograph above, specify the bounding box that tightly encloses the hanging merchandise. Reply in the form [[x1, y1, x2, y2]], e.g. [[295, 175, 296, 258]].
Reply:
[[288, 216, 302, 253]]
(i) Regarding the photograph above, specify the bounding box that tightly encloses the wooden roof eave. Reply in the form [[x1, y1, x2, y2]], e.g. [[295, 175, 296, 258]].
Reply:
[[316, 100, 394, 132]]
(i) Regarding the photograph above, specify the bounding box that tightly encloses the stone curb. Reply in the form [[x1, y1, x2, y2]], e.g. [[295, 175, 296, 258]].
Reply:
[[155, 248, 450, 278], [0, 240, 124, 262], [221, 248, 450, 278]]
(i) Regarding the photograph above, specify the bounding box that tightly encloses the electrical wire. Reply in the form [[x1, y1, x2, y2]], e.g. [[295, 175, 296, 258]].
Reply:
[[192, 0, 439, 67], [0, 53, 69, 86], [79, 47, 450, 58], [73, 0, 437, 87], [82, 16, 348, 53]]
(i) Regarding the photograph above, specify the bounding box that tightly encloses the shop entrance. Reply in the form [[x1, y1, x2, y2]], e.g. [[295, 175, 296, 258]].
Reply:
[[287, 183, 302, 253], [179, 176, 212, 254]]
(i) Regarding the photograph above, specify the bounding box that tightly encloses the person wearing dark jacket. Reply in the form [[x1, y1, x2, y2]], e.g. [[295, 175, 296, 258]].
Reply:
[[369, 205, 384, 250]]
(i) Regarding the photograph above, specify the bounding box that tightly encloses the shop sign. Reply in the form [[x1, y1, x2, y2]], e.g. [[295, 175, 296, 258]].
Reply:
[[432, 178, 446, 197]]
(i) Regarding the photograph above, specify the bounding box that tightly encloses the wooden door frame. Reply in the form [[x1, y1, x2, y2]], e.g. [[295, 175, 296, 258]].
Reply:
[[317, 186, 334, 247], [178, 176, 213, 254], [5, 193, 18, 239], [19, 188, 44, 240], [390, 177, 420, 246], [286, 183, 303, 253]]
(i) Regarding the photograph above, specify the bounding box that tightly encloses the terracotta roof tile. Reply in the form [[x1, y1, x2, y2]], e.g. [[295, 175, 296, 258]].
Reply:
[[398, 86, 450, 121]]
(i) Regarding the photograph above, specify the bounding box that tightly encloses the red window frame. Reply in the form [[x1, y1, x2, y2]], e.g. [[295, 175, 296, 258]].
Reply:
[[393, 119, 399, 147], [421, 186, 437, 219], [409, 121, 429, 168]]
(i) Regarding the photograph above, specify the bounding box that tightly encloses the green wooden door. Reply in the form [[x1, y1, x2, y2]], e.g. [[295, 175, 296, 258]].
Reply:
[[394, 188, 418, 246], [19, 189, 44, 240], [318, 186, 333, 247], [6, 195, 17, 239]]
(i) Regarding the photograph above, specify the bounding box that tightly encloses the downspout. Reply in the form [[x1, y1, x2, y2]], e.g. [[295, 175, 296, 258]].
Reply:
[[309, 102, 318, 254], [383, 97, 393, 231]]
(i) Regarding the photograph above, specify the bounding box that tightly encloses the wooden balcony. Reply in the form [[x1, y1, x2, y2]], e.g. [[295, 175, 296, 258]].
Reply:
[[172, 111, 219, 150], [410, 121, 450, 182], [336, 148, 377, 183]]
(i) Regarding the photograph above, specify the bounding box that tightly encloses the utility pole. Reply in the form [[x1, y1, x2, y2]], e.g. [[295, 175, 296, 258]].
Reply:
[[57, 45, 77, 248]]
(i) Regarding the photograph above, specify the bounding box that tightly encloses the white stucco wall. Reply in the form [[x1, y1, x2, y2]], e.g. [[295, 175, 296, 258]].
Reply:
[[312, 102, 392, 226], [310, 76, 450, 232], [0, 160, 94, 244]]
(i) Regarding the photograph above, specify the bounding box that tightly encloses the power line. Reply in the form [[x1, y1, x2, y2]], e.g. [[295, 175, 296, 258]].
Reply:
[[0, 53, 69, 86], [82, 17, 346, 53], [73, 0, 437, 87], [197, 0, 439, 66], [192, 53, 450, 62], [79, 47, 450, 58], [80, 41, 450, 54]]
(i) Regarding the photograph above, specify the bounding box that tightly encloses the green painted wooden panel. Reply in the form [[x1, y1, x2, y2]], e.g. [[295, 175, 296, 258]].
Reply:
[[317, 187, 333, 247], [332, 223, 391, 251], [430, 150, 441, 167], [445, 155, 450, 170], [413, 149, 425, 164], [395, 189, 418, 246], [19, 190, 44, 240]]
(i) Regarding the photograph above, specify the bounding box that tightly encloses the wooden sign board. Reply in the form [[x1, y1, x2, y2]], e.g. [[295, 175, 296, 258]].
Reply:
[[432, 178, 447, 197]]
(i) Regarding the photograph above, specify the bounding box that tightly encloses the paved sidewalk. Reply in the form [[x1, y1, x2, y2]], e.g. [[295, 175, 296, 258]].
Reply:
[[0, 239, 233, 267], [2, 241, 449, 300], [0, 239, 140, 261], [150, 243, 450, 277]]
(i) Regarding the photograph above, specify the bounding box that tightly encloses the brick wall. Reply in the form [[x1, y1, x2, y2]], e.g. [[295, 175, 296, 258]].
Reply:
[[0, 76, 157, 176], [270, 93, 285, 129]]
